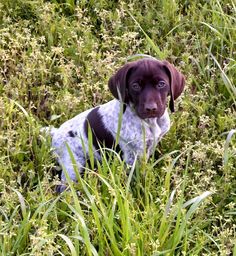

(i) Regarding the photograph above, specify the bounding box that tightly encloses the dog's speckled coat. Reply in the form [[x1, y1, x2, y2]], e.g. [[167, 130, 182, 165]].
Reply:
[[46, 58, 185, 191]]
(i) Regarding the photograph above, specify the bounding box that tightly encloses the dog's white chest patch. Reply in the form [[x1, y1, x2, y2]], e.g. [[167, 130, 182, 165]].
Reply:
[[143, 119, 162, 156]]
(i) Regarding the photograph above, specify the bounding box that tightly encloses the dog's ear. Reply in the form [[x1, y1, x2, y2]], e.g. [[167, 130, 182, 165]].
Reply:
[[108, 62, 134, 103], [163, 61, 185, 112]]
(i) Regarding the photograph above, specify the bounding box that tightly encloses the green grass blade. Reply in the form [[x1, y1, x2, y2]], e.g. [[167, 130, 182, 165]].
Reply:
[[58, 234, 77, 256], [64, 143, 99, 256], [210, 53, 236, 104], [200, 22, 229, 43], [127, 10, 166, 59], [11, 188, 27, 219], [223, 129, 236, 167]]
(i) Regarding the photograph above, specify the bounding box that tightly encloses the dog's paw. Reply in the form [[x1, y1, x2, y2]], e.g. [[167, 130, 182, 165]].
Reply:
[[55, 184, 68, 193]]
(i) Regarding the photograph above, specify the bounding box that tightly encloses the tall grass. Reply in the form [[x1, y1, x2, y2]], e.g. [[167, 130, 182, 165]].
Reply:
[[0, 0, 235, 255]]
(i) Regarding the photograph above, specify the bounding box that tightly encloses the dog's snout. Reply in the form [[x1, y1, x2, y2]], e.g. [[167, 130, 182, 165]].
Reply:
[[145, 102, 158, 112]]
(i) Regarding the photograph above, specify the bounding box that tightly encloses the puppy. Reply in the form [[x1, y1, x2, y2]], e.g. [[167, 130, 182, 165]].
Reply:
[[47, 58, 185, 191]]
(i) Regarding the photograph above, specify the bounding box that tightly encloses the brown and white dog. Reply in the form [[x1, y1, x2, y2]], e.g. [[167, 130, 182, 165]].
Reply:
[[47, 58, 185, 192]]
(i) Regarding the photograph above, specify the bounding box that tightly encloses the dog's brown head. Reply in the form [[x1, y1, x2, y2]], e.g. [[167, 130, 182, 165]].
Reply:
[[108, 58, 185, 119]]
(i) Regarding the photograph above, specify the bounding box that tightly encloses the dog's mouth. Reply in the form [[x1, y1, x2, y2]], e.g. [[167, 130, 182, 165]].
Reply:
[[132, 104, 166, 119], [137, 111, 162, 119]]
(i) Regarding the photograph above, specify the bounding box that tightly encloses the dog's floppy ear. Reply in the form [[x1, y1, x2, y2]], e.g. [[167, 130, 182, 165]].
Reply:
[[108, 62, 134, 103], [163, 61, 185, 112]]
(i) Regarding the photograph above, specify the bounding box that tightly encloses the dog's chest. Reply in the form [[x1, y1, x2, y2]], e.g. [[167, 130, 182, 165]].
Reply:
[[120, 115, 161, 159], [100, 100, 161, 157], [143, 119, 161, 155]]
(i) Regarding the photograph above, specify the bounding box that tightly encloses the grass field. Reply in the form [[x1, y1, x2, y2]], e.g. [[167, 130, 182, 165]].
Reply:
[[0, 0, 236, 255]]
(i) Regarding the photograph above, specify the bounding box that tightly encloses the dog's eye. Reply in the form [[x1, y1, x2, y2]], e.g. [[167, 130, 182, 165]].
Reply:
[[132, 83, 141, 91], [157, 81, 166, 88]]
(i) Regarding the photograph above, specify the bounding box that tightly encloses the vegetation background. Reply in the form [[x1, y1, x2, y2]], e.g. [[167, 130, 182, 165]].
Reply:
[[0, 0, 235, 255]]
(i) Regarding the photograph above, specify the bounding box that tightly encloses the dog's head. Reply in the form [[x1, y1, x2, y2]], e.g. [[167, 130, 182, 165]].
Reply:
[[108, 58, 185, 119]]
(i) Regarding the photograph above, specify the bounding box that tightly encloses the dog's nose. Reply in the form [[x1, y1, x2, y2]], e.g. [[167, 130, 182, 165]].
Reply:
[[145, 102, 158, 112]]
